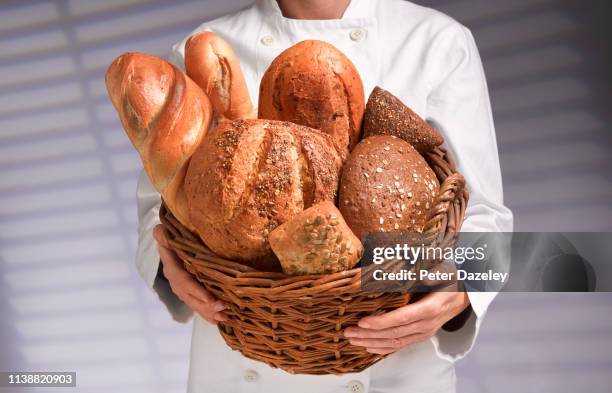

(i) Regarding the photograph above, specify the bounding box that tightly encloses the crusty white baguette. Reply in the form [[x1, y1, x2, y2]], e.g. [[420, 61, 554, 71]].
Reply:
[[105, 52, 213, 229], [185, 31, 255, 121]]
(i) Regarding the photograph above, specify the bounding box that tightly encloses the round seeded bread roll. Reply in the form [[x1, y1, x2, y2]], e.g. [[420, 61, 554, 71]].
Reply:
[[339, 135, 440, 240], [258, 40, 365, 157], [185, 119, 343, 270], [269, 201, 362, 275]]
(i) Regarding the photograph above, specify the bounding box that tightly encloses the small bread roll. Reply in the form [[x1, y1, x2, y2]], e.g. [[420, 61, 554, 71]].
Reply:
[[364, 86, 443, 154], [269, 201, 362, 275]]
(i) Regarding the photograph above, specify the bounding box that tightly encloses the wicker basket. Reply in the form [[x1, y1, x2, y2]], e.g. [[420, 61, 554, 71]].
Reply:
[[160, 146, 468, 375]]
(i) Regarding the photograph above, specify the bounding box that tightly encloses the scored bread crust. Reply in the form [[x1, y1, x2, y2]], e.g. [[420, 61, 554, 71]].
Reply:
[[185, 119, 342, 270], [258, 40, 365, 157], [339, 135, 440, 240], [105, 52, 213, 229], [185, 31, 255, 120]]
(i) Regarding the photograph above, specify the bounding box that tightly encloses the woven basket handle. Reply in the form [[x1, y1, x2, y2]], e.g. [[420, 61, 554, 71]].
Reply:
[[423, 172, 466, 233]]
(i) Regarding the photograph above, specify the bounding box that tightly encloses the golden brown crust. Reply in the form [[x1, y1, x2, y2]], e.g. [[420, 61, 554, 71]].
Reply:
[[105, 52, 213, 229], [185, 31, 255, 120], [364, 86, 444, 153], [269, 201, 362, 275], [258, 40, 365, 156], [185, 119, 342, 270], [338, 135, 440, 240]]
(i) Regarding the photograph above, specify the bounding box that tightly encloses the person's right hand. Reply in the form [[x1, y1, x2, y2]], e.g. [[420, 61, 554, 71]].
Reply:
[[153, 224, 227, 324]]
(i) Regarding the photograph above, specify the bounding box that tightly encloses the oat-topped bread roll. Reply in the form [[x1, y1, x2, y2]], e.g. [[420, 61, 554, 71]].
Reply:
[[185, 31, 255, 120], [185, 119, 343, 270], [269, 201, 362, 275], [339, 135, 440, 239], [364, 86, 443, 154], [258, 40, 365, 157], [105, 52, 213, 230]]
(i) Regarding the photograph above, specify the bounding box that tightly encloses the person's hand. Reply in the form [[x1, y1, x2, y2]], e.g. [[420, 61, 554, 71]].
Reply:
[[153, 224, 227, 324], [344, 291, 470, 354]]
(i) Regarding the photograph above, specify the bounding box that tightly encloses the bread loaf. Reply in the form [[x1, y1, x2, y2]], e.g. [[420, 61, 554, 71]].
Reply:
[[105, 52, 213, 229], [185, 119, 343, 269], [364, 86, 443, 153], [185, 31, 255, 120], [258, 40, 365, 156], [269, 201, 362, 275], [339, 135, 440, 239]]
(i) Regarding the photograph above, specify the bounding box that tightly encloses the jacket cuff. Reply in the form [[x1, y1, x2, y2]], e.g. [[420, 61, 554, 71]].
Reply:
[[431, 291, 496, 362], [136, 199, 160, 288], [136, 203, 193, 322], [135, 204, 161, 288], [153, 265, 194, 323]]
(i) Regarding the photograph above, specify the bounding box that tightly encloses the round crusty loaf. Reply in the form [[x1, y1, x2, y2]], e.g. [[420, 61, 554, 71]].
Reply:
[[185, 119, 343, 270], [339, 135, 440, 239], [269, 201, 362, 275], [364, 86, 444, 154], [105, 52, 213, 230], [258, 40, 365, 157]]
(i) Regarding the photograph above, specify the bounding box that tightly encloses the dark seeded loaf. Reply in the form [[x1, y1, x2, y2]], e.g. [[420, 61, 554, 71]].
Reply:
[[364, 86, 443, 153], [339, 135, 440, 239]]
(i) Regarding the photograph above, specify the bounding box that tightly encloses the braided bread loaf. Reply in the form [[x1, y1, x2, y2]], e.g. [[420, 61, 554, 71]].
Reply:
[[105, 52, 213, 229]]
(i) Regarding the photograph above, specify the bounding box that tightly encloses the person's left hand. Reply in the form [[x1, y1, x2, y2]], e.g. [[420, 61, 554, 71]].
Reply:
[[344, 291, 470, 354]]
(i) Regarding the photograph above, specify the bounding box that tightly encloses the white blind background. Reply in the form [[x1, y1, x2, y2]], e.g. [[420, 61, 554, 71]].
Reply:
[[0, 1, 610, 392]]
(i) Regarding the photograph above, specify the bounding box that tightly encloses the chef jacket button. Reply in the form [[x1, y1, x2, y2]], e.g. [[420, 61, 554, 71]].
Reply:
[[347, 379, 365, 393], [349, 28, 366, 42], [243, 369, 259, 382], [260, 35, 275, 46]]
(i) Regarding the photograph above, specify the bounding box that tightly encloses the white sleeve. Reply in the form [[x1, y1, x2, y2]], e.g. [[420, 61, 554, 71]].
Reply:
[[424, 26, 513, 361], [135, 170, 161, 289], [168, 40, 186, 71], [136, 170, 193, 322]]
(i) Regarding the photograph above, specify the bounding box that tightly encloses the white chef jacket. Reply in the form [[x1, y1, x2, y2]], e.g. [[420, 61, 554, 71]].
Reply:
[[134, 0, 514, 392]]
